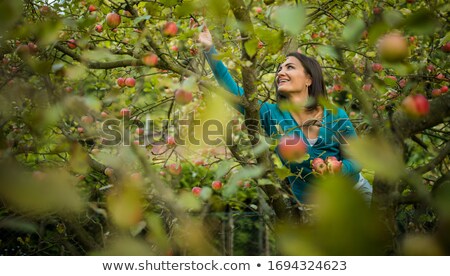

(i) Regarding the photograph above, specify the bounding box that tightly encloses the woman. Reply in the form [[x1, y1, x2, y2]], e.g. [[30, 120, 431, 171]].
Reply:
[[197, 26, 372, 204]]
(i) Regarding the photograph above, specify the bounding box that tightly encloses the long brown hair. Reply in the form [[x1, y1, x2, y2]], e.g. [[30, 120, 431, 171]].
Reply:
[[275, 52, 327, 111]]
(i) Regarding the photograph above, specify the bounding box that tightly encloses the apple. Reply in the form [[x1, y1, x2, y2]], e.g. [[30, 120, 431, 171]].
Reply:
[[325, 156, 338, 163], [311, 158, 327, 175], [170, 45, 179, 52], [385, 75, 397, 82], [16, 44, 30, 58], [101, 111, 108, 118], [65, 86, 73, 93], [192, 186, 202, 197], [333, 84, 343, 92], [399, 79, 407, 88], [402, 94, 429, 117], [277, 135, 307, 162], [95, 24, 103, 33], [377, 32, 409, 62], [27, 42, 38, 55], [77, 127, 84, 133], [163, 22, 178, 36], [211, 180, 223, 191], [142, 53, 158, 66], [193, 159, 205, 166], [106, 12, 121, 28], [373, 7, 383, 15], [117, 77, 126, 87], [135, 128, 144, 135], [436, 73, 446, 80], [104, 167, 114, 177], [166, 135, 176, 147], [120, 108, 130, 117], [67, 39, 77, 49], [432, 89, 441, 97], [327, 159, 343, 174], [81, 115, 94, 124], [124, 77, 136, 87], [426, 64, 435, 72], [88, 5, 96, 12], [311, 33, 319, 39], [39, 6, 51, 15], [255, 7, 263, 14], [362, 83, 372, 91], [441, 42, 450, 53], [167, 164, 182, 175], [174, 89, 193, 105], [371, 63, 383, 72], [441, 86, 448, 94]]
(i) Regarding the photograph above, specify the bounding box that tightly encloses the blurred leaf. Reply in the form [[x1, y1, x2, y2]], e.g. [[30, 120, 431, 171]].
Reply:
[[81, 49, 117, 61], [0, 0, 23, 36], [404, 9, 441, 35], [66, 64, 88, 80], [0, 218, 38, 234], [174, 1, 196, 17], [368, 22, 389, 46], [345, 137, 405, 181], [400, 234, 444, 256], [178, 191, 202, 211], [244, 38, 258, 58], [272, 5, 306, 36], [107, 183, 144, 229], [382, 10, 404, 28], [317, 45, 339, 60], [255, 27, 284, 54], [134, 15, 151, 25], [69, 143, 90, 174], [92, 237, 154, 256], [342, 17, 365, 45]]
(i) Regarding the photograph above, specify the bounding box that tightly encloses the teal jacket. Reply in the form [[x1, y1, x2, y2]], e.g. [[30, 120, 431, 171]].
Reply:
[[204, 47, 361, 202]]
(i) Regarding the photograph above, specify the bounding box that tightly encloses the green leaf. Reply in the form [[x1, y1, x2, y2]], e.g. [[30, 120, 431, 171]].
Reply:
[[134, 15, 151, 25], [272, 4, 306, 36], [404, 9, 441, 35], [382, 10, 404, 28], [274, 167, 294, 180], [0, 0, 23, 35], [244, 38, 258, 58], [317, 45, 339, 60], [342, 17, 365, 45]]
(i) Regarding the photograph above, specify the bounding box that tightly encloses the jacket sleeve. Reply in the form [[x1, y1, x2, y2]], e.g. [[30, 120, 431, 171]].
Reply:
[[203, 46, 246, 114], [336, 109, 362, 177]]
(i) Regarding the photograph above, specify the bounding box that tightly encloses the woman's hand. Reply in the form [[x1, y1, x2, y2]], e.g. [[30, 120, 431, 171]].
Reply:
[[190, 18, 213, 51]]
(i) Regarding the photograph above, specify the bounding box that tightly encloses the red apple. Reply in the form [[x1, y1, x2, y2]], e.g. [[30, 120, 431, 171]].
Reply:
[[27, 42, 38, 55], [432, 89, 441, 97], [117, 77, 126, 87], [193, 159, 205, 166], [311, 33, 319, 39], [333, 84, 343, 92], [120, 108, 130, 117], [426, 64, 435, 72], [441, 86, 448, 94], [377, 32, 409, 62], [327, 159, 343, 174], [135, 128, 144, 135], [88, 5, 96, 12], [385, 75, 397, 82], [166, 135, 176, 147], [362, 83, 372, 91], [65, 86, 73, 93], [372, 63, 383, 72], [311, 158, 327, 175], [192, 186, 202, 197], [277, 135, 307, 162], [174, 89, 193, 105], [163, 22, 178, 36], [95, 24, 103, 33], [211, 180, 223, 191], [255, 7, 263, 14], [67, 39, 77, 49], [77, 127, 84, 134], [39, 6, 51, 15], [167, 164, 182, 175], [81, 115, 94, 124], [325, 156, 338, 163], [142, 53, 158, 66], [399, 79, 407, 88], [436, 73, 446, 81], [402, 94, 430, 117], [373, 7, 383, 15], [170, 45, 179, 52], [106, 12, 121, 28], [124, 77, 136, 87], [441, 42, 450, 53]]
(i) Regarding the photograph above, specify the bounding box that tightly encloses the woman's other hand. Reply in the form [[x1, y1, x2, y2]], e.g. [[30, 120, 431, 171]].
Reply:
[[190, 18, 213, 51]]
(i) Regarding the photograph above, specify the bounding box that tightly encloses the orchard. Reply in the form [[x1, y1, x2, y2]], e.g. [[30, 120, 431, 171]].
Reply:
[[0, 0, 449, 256]]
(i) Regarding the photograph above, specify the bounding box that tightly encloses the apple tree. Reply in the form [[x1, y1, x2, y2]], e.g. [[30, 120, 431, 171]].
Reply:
[[0, 0, 449, 255]]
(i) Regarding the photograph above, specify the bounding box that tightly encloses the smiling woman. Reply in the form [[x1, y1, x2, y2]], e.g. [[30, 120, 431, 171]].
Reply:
[[198, 25, 372, 204]]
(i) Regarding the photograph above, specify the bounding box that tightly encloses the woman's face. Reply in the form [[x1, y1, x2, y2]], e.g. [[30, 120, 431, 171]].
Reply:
[[276, 56, 312, 95]]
